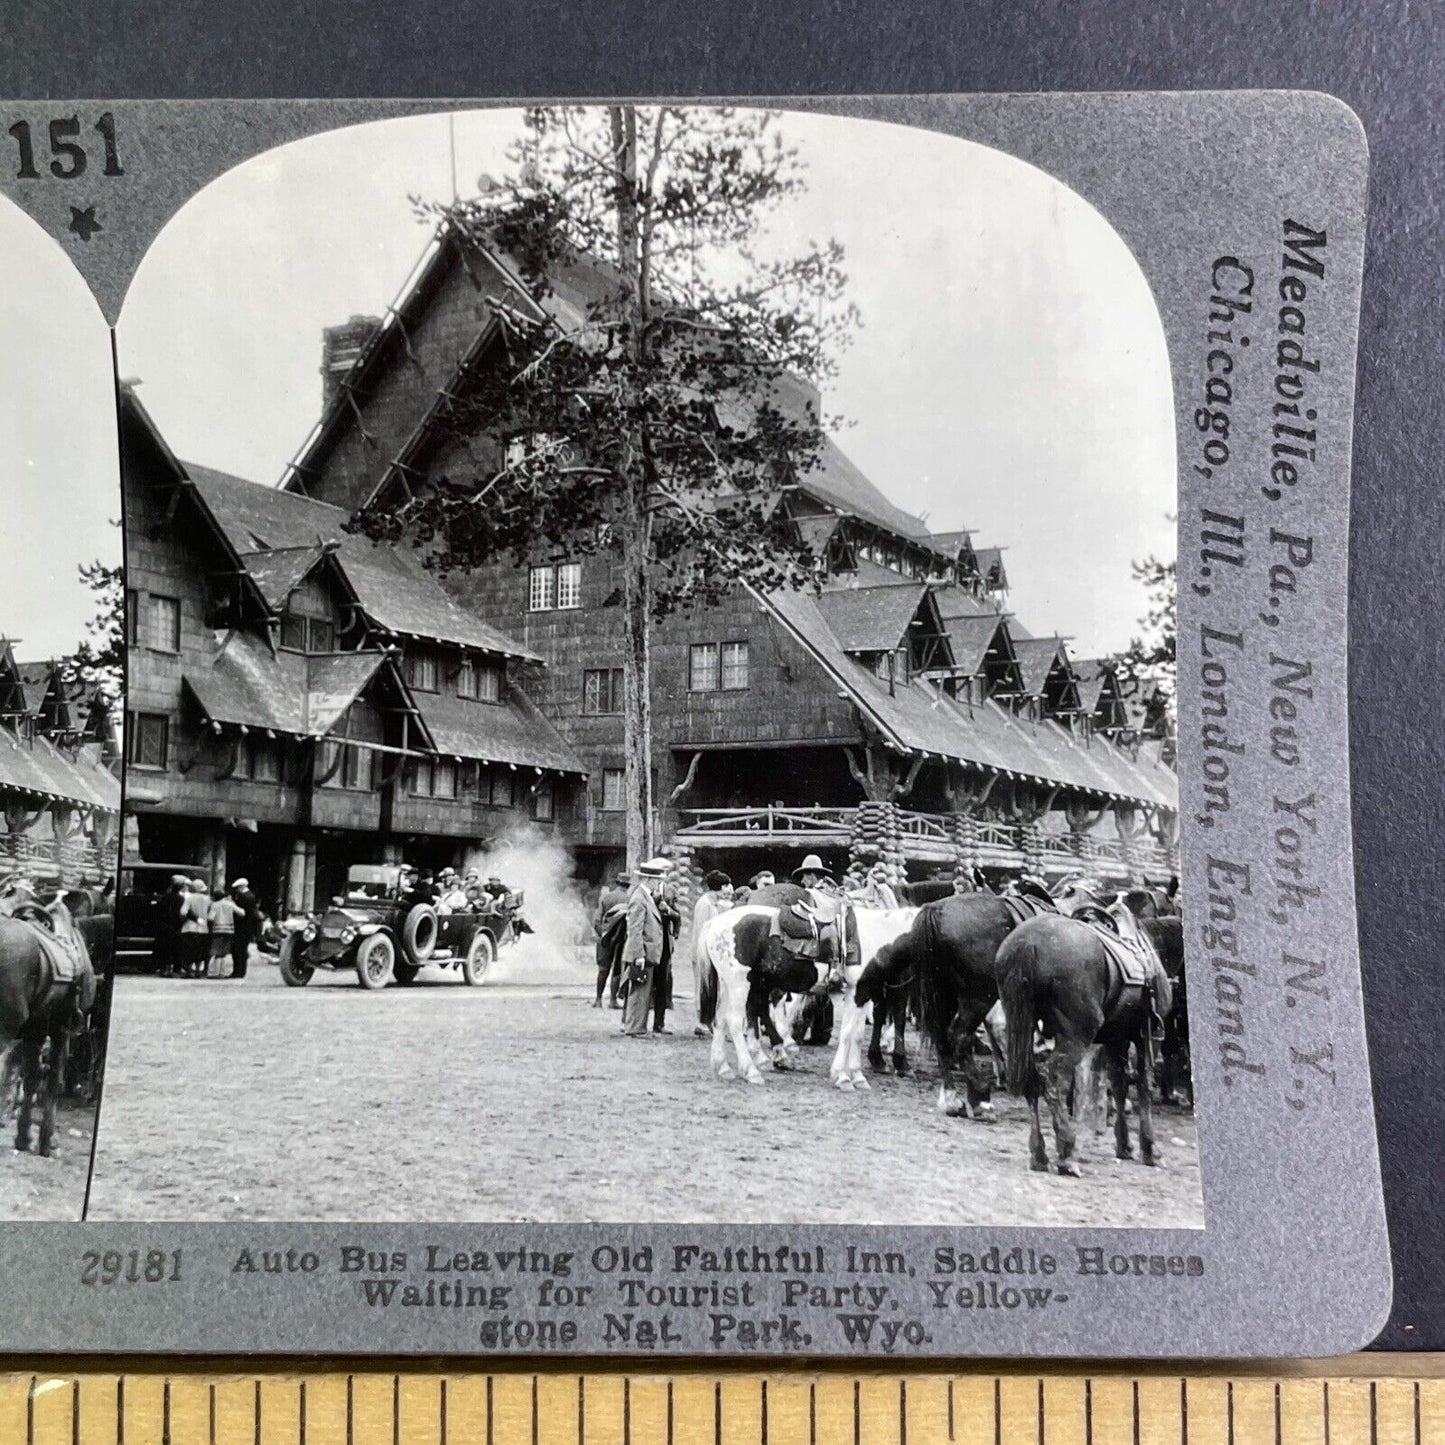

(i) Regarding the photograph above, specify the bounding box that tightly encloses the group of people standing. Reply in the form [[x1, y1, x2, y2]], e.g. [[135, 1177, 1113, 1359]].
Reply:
[[152, 875, 265, 980], [591, 851, 904, 1040]]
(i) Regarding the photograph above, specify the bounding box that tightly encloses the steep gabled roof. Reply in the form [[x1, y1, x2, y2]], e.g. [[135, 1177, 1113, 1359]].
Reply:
[[975, 546, 1008, 590], [760, 584, 1176, 808], [1012, 636, 1068, 700], [814, 583, 929, 653], [411, 686, 586, 776], [187, 464, 540, 661], [239, 546, 331, 611], [0, 727, 120, 812], [182, 634, 411, 740]]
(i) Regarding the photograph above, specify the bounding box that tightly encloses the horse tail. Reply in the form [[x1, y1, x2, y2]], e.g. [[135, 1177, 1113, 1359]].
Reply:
[[999, 936, 1039, 1097], [912, 902, 946, 1051], [699, 956, 718, 1029]]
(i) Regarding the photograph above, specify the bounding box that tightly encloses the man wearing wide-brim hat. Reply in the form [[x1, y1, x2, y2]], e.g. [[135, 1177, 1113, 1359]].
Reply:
[[621, 858, 669, 1037], [791, 854, 831, 888]]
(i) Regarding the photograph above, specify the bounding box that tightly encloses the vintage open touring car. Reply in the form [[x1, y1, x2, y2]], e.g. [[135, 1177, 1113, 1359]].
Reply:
[[278, 863, 527, 990]]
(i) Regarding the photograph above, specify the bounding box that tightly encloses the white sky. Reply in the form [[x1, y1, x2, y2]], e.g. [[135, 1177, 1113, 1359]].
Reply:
[[0, 206, 121, 659], [103, 107, 1176, 658]]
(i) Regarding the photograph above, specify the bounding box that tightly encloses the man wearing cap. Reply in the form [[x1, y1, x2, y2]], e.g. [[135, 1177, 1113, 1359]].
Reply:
[[229, 877, 260, 981], [620, 858, 668, 1037]]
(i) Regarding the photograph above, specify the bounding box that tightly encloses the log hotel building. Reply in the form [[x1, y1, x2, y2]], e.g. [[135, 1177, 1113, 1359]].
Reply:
[[120, 223, 1177, 918], [0, 641, 121, 883]]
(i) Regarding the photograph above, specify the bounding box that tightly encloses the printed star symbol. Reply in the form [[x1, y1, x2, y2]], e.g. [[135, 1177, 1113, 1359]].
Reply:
[[68, 205, 102, 242]]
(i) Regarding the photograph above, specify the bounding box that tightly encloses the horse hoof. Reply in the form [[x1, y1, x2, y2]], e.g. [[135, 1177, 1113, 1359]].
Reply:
[[834, 1077, 855, 1092], [974, 1105, 997, 1124], [717, 1064, 735, 1081], [893, 1061, 910, 1077], [1143, 1153, 1163, 1169], [868, 1056, 886, 1073], [744, 1071, 766, 1087], [1056, 1161, 1082, 1178], [1115, 1148, 1134, 1162], [849, 1073, 871, 1091], [1030, 1158, 1050, 1174]]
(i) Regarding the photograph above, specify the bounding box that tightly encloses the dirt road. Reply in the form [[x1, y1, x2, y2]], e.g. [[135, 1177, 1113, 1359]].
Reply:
[[0, 1093, 96, 1220], [88, 952, 1203, 1226]]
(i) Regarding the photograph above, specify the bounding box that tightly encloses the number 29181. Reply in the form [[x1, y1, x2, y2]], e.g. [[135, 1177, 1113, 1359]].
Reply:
[[7, 114, 124, 179], [80, 1249, 182, 1285]]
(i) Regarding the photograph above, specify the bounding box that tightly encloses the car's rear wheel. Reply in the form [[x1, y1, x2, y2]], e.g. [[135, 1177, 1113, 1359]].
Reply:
[[402, 904, 438, 962], [462, 932, 494, 986], [278, 934, 314, 988], [355, 933, 396, 990], [393, 961, 421, 987]]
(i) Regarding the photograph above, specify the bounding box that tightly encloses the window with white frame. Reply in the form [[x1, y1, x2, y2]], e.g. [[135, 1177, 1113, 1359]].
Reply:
[[556, 563, 582, 609], [721, 640, 749, 690], [149, 594, 180, 652], [529, 562, 582, 612], [583, 667, 623, 715], [601, 767, 626, 811], [689, 643, 720, 692]]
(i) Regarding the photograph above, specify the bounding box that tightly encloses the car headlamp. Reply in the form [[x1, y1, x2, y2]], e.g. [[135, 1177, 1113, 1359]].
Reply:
[[339, 926, 358, 946], [302, 922, 318, 943]]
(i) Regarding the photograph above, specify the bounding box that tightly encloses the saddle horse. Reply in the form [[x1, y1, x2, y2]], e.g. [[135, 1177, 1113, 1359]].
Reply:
[[755, 891, 855, 1060]]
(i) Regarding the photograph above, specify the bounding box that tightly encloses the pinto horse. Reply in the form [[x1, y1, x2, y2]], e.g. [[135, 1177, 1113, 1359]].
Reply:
[[0, 900, 98, 1156], [699, 898, 915, 1087], [853, 892, 1045, 1117], [998, 912, 1170, 1176]]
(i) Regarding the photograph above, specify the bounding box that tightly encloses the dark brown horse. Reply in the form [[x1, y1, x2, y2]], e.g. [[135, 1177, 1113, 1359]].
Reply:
[[854, 893, 1019, 1118], [999, 913, 1170, 1176], [0, 903, 98, 1156], [1142, 915, 1189, 1106]]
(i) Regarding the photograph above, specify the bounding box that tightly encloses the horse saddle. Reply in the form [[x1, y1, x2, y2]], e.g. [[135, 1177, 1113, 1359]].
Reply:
[[771, 894, 850, 982], [1000, 891, 1055, 929], [1084, 914, 1169, 1024], [11, 904, 88, 987]]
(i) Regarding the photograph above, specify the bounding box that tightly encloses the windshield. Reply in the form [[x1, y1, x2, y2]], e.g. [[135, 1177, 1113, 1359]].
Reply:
[[344, 878, 394, 903]]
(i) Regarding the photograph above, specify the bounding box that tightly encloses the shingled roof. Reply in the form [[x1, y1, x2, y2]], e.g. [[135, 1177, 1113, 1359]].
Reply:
[[182, 634, 410, 740], [186, 463, 541, 662], [0, 727, 120, 812], [1012, 636, 1068, 700], [815, 583, 929, 653], [411, 686, 585, 775], [762, 585, 1176, 809]]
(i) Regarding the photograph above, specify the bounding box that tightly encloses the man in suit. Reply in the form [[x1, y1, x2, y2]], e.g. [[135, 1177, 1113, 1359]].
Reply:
[[620, 858, 669, 1038], [229, 877, 260, 981]]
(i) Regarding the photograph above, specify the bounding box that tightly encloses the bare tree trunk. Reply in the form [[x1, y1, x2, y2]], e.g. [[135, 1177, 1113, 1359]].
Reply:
[[612, 104, 654, 868]]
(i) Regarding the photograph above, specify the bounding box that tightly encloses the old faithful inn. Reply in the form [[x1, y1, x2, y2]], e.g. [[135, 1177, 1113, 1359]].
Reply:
[[120, 225, 1177, 919]]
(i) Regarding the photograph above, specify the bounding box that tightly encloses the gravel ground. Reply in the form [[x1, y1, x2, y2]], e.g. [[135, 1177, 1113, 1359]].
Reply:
[[0, 1091, 97, 1221], [87, 949, 1204, 1226]]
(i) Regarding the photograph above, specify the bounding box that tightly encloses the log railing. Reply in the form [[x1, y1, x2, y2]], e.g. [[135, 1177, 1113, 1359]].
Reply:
[[674, 806, 1179, 876], [0, 833, 112, 882]]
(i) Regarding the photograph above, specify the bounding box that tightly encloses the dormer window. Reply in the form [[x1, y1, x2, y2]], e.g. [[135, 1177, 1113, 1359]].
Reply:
[[457, 656, 502, 702], [405, 650, 439, 693], [279, 579, 336, 654]]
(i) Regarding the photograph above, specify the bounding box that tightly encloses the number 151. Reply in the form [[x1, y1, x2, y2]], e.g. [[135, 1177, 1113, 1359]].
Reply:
[[8, 114, 124, 179]]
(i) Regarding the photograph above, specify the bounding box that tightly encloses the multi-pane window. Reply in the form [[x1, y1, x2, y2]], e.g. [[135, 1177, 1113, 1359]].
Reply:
[[127, 711, 168, 769], [556, 563, 582, 609], [582, 667, 623, 715], [279, 579, 335, 654], [529, 562, 582, 612], [601, 767, 626, 812], [149, 594, 180, 652], [532, 779, 555, 822], [457, 658, 476, 699], [476, 662, 501, 702], [689, 643, 719, 692], [721, 641, 749, 690], [405, 651, 439, 692], [528, 566, 555, 612]]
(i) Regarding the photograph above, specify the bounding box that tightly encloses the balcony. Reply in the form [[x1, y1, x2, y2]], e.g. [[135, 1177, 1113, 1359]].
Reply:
[[0, 832, 115, 883], [673, 806, 1178, 881]]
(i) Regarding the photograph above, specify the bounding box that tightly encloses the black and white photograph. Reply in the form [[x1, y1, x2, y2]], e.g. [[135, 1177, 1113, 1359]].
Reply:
[[82, 104, 1196, 1226], [0, 198, 124, 1218]]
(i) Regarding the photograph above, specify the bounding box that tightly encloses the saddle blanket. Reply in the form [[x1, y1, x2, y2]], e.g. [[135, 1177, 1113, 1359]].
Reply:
[[1084, 920, 1169, 1020], [13, 912, 86, 984]]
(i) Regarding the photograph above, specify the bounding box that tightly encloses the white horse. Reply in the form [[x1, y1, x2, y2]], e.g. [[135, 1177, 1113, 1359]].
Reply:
[[698, 903, 917, 1087], [828, 906, 918, 1092]]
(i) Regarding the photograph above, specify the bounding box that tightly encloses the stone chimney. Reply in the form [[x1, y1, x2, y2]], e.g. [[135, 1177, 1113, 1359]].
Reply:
[[320, 314, 382, 409]]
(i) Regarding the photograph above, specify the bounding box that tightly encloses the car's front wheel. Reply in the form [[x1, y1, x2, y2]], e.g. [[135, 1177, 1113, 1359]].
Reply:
[[462, 932, 494, 986], [278, 934, 314, 988], [355, 933, 396, 990]]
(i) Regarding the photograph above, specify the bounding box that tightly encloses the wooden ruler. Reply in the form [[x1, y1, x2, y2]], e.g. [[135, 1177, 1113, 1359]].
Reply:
[[1, 1362, 1440, 1444]]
